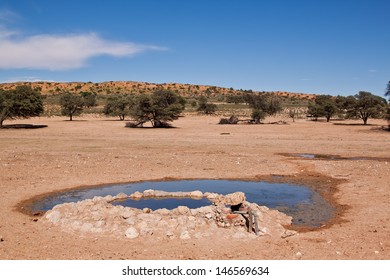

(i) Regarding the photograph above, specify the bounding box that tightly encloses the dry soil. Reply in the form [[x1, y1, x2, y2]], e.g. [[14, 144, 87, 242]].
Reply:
[[0, 115, 389, 260]]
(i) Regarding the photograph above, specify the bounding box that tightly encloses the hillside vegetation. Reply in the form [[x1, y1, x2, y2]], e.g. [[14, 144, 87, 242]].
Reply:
[[0, 80, 315, 100]]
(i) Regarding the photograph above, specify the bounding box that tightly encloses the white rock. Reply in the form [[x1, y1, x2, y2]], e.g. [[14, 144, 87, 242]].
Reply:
[[143, 189, 155, 197], [126, 217, 136, 225], [80, 223, 93, 232], [125, 227, 139, 239], [129, 191, 143, 199], [190, 190, 203, 198], [154, 208, 170, 215], [45, 210, 61, 224], [114, 192, 128, 199], [173, 206, 190, 215]]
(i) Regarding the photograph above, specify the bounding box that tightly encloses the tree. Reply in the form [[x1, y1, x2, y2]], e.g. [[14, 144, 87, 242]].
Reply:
[[244, 93, 283, 123], [196, 96, 217, 114], [128, 90, 186, 127], [103, 94, 134, 120], [345, 91, 387, 125], [251, 109, 267, 124], [0, 85, 44, 127], [80, 91, 97, 108], [307, 95, 338, 122], [386, 81, 390, 100], [60, 91, 98, 121], [60, 92, 85, 121]]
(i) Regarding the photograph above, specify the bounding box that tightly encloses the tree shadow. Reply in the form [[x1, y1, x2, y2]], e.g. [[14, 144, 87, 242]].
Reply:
[[333, 123, 376, 126], [0, 124, 48, 129]]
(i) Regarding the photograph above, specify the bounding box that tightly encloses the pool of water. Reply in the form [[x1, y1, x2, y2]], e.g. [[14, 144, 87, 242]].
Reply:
[[27, 179, 334, 227]]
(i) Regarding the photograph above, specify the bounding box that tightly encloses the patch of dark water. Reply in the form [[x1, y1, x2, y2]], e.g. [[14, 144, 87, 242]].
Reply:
[[286, 153, 390, 162], [26, 180, 333, 227]]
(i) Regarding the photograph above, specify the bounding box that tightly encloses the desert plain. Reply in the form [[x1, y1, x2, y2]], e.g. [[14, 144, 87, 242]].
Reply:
[[0, 115, 389, 260]]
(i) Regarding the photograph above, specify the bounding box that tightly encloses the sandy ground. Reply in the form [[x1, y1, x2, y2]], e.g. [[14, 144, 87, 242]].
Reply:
[[0, 115, 389, 260]]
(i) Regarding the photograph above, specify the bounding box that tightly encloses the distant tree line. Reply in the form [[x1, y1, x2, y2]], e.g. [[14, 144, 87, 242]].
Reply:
[[1, 82, 389, 129], [307, 91, 388, 125]]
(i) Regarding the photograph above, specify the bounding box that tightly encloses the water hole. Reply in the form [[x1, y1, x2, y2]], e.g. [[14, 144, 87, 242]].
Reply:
[[27, 179, 334, 227]]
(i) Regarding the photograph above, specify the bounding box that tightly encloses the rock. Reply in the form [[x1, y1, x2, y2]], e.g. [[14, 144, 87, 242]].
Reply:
[[80, 223, 93, 232], [190, 190, 203, 198], [120, 208, 135, 219], [180, 230, 191, 240], [137, 213, 162, 225], [204, 213, 214, 220], [204, 192, 218, 200], [0, 236, 4, 242], [138, 221, 153, 236], [103, 195, 114, 202], [176, 206, 191, 215], [222, 192, 246, 205], [125, 217, 136, 225], [114, 192, 128, 200], [143, 208, 152, 213], [92, 196, 105, 203], [154, 208, 170, 215], [125, 227, 139, 239], [154, 190, 170, 197], [295, 252, 302, 259], [143, 189, 155, 197], [45, 210, 61, 224], [129, 191, 143, 199], [157, 220, 169, 228], [281, 230, 297, 239]]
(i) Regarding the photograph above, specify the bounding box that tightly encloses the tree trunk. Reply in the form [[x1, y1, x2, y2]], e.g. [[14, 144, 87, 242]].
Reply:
[[69, 113, 73, 121]]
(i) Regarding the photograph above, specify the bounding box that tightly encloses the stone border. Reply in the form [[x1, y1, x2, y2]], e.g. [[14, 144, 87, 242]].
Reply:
[[44, 190, 297, 240]]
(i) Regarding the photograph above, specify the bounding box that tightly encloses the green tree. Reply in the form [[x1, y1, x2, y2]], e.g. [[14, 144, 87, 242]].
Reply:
[[307, 95, 338, 122], [244, 93, 283, 123], [386, 81, 390, 100], [0, 85, 44, 127], [128, 90, 186, 127], [251, 109, 267, 124], [103, 94, 134, 120], [196, 96, 217, 114], [80, 91, 97, 108], [345, 91, 387, 125], [60, 92, 84, 121]]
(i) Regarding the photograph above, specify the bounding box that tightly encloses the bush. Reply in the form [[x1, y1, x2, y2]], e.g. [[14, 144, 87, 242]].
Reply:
[[218, 115, 239, 125]]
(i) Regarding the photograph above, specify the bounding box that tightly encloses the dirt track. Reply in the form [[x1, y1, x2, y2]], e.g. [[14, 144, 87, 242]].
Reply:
[[0, 115, 389, 259]]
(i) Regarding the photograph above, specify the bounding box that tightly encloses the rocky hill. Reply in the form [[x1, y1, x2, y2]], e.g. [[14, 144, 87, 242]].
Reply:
[[0, 80, 316, 100]]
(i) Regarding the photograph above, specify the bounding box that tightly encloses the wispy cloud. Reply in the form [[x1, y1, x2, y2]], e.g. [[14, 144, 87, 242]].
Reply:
[[0, 28, 166, 70], [0, 76, 53, 83], [0, 8, 21, 22], [368, 69, 377, 73]]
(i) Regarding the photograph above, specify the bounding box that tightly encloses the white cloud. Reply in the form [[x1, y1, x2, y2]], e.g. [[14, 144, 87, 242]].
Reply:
[[0, 29, 165, 70], [368, 69, 377, 73]]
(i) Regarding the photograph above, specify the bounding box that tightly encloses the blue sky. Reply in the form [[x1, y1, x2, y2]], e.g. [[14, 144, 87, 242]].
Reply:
[[0, 0, 389, 96]]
